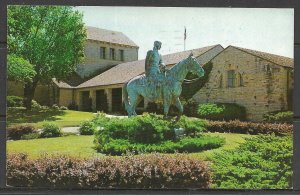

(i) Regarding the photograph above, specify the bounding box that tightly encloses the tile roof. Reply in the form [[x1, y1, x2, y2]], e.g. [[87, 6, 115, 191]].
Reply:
[[86, 26, 138, 48], [76, 45, 221, 89], [232, 46, 294, 68]]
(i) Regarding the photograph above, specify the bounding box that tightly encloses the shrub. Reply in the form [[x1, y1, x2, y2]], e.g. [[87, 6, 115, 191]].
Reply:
[[40, 122, 62, 138], [7, 124, 38, 140], [20, 132, 40, 140], [211, 135, 292, 189], [206, 120, 292, 136], [52, 104, 60, 110], [182, 99, 199, 117], [96, 136, 225, 155], [197, 103, 246, 121], [79, 121, 97, 135], [174, 116, 207, 137], [60, 106, 68, 110], [31, 100, 43, 110], [7, 153, 211, 188], [67, 102, 78, 110], [7, 96, 23, 107], [263, 111, 293, 124]]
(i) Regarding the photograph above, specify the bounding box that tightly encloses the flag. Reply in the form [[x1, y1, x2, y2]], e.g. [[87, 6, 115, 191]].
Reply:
[[184, 26, 186, 40]]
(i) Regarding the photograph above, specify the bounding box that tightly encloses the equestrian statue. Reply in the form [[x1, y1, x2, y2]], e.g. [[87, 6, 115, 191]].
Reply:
[[123, 41, 205, 117]]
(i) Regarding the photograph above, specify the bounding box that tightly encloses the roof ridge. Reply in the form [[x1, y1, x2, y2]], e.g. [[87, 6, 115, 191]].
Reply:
[[232, 45, 293, 60]]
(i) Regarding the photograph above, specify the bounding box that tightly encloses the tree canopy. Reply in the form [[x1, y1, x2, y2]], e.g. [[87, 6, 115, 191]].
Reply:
[[8, 6, 86, 109]]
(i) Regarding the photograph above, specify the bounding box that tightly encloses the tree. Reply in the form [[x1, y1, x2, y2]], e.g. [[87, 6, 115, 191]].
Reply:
[[8, 6, 86, 109], [7, 54, 36, 83]]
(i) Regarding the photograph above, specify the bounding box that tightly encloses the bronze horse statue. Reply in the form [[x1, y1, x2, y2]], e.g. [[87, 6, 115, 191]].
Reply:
[[123, 53, 205, 117]]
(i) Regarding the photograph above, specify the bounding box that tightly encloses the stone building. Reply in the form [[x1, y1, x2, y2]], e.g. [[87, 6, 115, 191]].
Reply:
[[7, 26, 139, 105], [76, 26, 139, 78], [54, 45, 224, 112], [193, 46, 294, 121]]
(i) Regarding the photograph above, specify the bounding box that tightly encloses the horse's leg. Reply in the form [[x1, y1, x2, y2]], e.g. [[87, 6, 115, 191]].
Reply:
[[174, 97, 183, 120], [128, 92, 139, 116]]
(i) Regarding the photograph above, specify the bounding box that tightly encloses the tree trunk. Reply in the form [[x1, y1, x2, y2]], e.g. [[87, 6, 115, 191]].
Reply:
[[23, 80, 38, 110]]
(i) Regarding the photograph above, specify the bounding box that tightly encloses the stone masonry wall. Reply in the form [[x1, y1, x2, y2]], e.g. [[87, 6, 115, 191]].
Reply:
[[76, 40, 138, 78], [193, 46, 291, 121]]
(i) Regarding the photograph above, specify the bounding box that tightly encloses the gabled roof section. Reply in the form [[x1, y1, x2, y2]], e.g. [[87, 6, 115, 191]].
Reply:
[[77, 45, 222, 89], [231, 46, 293, 68], [86, 26, 138, 48]]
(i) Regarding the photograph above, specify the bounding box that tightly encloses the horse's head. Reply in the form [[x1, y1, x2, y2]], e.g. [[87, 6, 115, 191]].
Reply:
[[187, 53, 205, 77]]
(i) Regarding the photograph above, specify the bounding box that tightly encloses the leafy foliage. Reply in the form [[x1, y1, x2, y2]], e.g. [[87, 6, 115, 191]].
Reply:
[[79, 121, 96, 135], [7, 153, 211, 188], [197, 103, 246, 121], [7, 96, 24, 107], [20, 132, 40, 140], [40, 122, 62, 138], [211, 135, 292, 189], [8, 6, 86, 109], [263, 111, 293, 124], [182, 99, 199, 117], [97, 136, 224, 155], [206, 120, 292, 136], [7, 124, 38, 140], [7, 54, 36, 82]]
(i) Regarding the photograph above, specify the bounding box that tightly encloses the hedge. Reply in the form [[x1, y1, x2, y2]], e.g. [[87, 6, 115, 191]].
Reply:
[[7, 124, 38, 140], [7, 153, 211, 188], [263, 111, 293, 124], [206, 120, 292, 136]]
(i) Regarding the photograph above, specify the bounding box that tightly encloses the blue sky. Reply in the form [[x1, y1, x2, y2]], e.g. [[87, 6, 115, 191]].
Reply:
[[75, 7, 294, 60]]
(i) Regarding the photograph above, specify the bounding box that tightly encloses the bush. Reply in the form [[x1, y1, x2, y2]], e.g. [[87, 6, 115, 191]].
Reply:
[[174, 116, 207, 137], [96, 136, 225, 155], [31, 100, 43, 110], [40, 123, 62, 138], [7, 153, 211, 188], [7, 124, 38, 140], [60, 106, 68, 110], [52, 104, 60, 110], [197, 103, 246, 121], [206, 120, 292, 136], [263, 111, 293, 124], [67, 102, 78, 110], [211, 135, 292, 189], [7, 96, 23, 107], [182, 99, 199, 117], [20, 132, 40, 140], [79, 121, 97, 135]]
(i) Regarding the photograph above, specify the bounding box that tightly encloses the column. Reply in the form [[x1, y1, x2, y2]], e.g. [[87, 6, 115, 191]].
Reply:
[[105, 88, 112, 112]]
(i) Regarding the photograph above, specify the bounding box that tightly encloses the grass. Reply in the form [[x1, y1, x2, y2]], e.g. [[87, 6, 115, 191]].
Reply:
[[7, 135, 102, 159], [7, 132, 255, 159], [7, 107, 95, 128]]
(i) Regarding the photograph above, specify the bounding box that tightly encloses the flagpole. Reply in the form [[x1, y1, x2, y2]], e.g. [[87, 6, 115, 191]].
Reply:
[[184, 26, 186, 51]]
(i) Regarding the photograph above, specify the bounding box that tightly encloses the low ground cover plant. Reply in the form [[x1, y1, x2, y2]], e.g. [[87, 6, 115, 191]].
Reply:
[[97, 136, 225, 155], [7, 124, 38, 140], [211, 135, 292, 189], [40, 122, 62, 138], [206, 120, 292, 136], [7, 96, 24, 107], [197, 103, 246, 121], [263, 111, 293, 124], [7, 153, 211, 188]]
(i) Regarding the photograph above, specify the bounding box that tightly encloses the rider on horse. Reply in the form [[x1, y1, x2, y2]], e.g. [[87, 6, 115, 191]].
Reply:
[[145, 41, 166, 99]]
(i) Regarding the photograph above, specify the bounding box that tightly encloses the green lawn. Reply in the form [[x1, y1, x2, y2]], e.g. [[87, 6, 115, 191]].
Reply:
[[7, 132, 255, 159], [7, 108, 95, 128]]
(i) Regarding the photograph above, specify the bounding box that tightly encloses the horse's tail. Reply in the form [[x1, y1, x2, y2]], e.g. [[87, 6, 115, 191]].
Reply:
[[122, 82, 130, 113]]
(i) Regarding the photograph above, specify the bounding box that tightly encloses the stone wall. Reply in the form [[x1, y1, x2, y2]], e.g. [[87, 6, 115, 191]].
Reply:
[[193, 46, 292, 121], [58, 88, 74, 107], [76, 40, 139, 78], [7, 80, 52, 106]]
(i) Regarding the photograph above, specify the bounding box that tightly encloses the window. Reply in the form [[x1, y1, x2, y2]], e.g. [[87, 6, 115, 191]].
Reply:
[[219, 74, 223, 88], [110, 48, 115, 60], [119, 49, 124, 61], [227, 70, 235, 88], [239, 73, 244, 86], [100, 47, 106, 59]]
